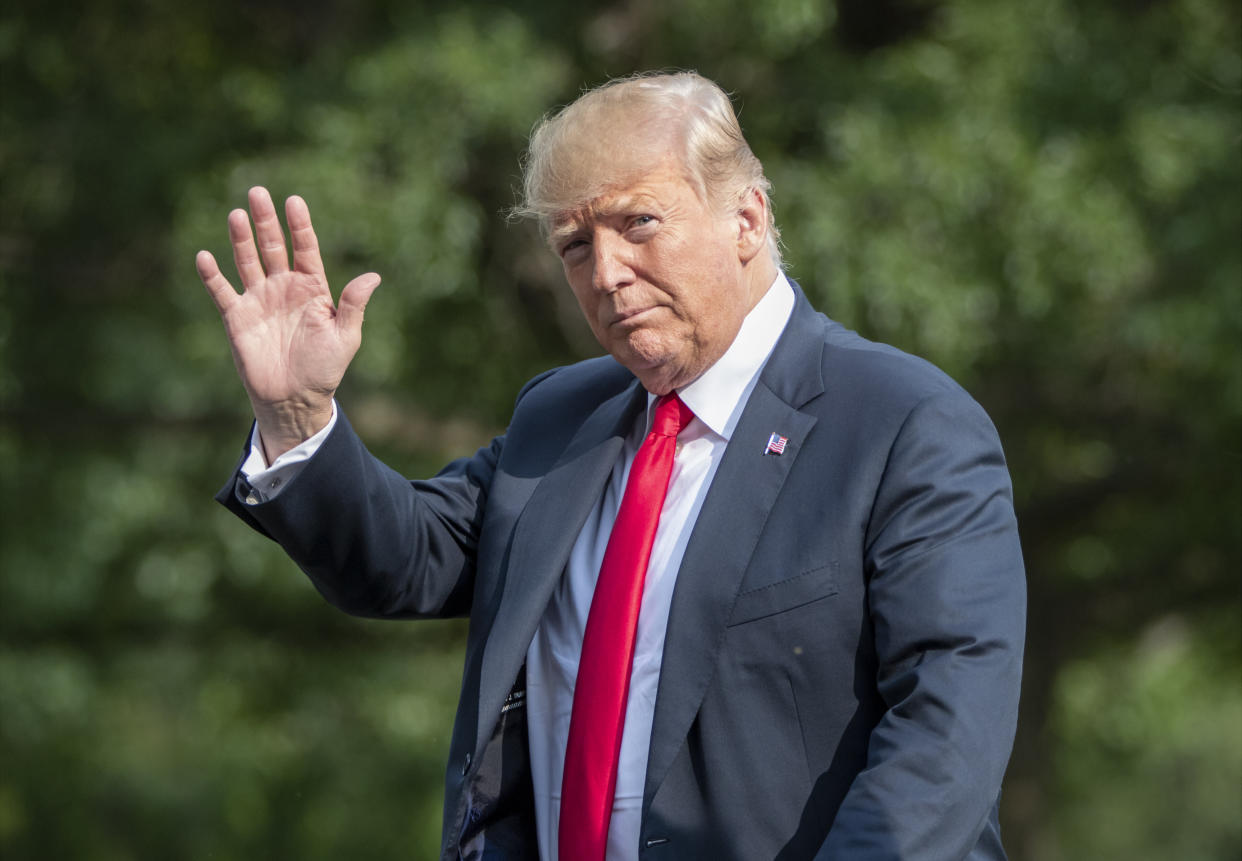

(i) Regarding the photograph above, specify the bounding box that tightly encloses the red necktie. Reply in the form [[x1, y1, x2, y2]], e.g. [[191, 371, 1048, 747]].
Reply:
[[559, 393, 695, 860]]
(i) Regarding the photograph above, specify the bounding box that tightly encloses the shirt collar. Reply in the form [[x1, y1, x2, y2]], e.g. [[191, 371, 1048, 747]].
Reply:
[[645, 272, 795, 441]]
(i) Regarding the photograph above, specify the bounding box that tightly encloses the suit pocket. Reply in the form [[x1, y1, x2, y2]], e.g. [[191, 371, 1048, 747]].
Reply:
[[726, 562, 839, 626]]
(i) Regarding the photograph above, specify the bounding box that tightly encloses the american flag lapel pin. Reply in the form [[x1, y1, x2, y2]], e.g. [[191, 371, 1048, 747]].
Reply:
[[764, 432, 788, 456]]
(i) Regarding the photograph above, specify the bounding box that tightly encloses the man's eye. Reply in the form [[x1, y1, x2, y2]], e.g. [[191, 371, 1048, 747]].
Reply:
[[630, 215, 655, 228], [560, 238, 588, 259]]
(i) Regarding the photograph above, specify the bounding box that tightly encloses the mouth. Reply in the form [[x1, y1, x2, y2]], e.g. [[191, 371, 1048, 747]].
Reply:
[[610, 306, 658, 326]]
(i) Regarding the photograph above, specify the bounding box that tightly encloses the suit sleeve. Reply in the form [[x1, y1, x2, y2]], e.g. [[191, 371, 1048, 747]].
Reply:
[[216, 407, 502, 620], [819, 391, 1026, 859]]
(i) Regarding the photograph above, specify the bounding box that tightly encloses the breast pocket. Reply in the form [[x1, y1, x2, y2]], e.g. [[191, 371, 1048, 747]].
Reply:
[[726, 562, 840, 626]]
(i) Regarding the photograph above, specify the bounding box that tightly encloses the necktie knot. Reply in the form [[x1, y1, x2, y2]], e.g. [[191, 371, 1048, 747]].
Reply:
[[652, 393, 694, 439]]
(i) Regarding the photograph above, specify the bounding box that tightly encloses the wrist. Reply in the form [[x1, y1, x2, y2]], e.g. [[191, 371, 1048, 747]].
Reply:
[[253, 398, 333, 462]]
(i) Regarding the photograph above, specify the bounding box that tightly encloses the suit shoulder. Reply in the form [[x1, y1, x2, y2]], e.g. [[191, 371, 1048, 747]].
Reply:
[[513, 355, 635, 412], [794, 309, 1010, 479], [501, 356, 637, 459], [816, 315, 975, 412]]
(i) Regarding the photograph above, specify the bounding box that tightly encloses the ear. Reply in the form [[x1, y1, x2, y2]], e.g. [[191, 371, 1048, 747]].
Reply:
[[734, 186, 769, 264]]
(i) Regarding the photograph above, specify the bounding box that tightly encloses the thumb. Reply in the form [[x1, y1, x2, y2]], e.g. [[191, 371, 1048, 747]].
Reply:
[[337, 272, 381, 333]]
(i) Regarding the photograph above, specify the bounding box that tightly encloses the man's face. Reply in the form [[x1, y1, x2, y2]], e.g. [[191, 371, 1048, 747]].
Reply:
[[550, 157, 758, 395]]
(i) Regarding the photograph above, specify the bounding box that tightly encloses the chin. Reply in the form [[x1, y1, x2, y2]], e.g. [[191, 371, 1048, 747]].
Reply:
[[625, 356, 695, 395], [610, 350, 670, 392], [619, 329, 672, 363], [609, 331, 697, 391]]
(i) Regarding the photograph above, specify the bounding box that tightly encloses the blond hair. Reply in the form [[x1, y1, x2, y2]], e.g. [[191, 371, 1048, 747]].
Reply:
[[515, 71, 781, 263]]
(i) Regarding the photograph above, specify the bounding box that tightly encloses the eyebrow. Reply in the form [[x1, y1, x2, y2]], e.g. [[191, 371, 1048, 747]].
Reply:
[[548, 219, 586, 247], [598, 192, 660, 216], [549, 193, 662, 245]]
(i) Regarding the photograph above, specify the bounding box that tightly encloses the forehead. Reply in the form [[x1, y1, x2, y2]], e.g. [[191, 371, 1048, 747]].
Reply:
[[548, 160, 702, 237]]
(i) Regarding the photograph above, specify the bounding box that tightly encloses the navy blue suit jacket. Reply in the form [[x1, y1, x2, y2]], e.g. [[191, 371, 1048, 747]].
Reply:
[[220, 285, 1026, 860]]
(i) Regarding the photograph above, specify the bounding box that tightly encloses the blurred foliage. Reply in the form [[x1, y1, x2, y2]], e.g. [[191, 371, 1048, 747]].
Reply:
[[1, 0, 1238, 859], [1051, 611, 1242, 861]]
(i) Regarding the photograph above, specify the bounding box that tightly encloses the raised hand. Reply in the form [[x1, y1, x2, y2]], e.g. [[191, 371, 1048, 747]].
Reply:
[[196, 186, 380, 461]]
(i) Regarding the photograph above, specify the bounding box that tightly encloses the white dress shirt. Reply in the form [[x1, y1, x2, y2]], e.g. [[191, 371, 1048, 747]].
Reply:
[[526, 274, 794, 860], [239, 275, 796, 861]]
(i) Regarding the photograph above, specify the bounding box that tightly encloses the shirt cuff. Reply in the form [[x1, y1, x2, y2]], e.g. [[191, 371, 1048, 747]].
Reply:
[[239, 401, 339, 504]]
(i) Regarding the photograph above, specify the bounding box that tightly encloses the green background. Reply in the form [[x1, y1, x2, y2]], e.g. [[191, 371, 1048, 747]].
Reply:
[[2, 0, 1239, 858]]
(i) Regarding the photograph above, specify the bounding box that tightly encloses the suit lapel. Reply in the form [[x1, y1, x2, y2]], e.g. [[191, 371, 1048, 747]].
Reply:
[[643, 291, 827, 806], [475, 379, 647, 747]]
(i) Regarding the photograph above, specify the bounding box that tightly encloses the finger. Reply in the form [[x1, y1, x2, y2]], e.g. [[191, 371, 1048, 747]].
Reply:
[[248, 186, 290, 276], [228, 208, 266, 290], [196, 250, 239, 314], [337, 272, 381, 335], [285, 195, 326, 279]]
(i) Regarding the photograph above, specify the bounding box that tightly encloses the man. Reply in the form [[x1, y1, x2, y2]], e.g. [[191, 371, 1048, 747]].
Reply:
[[198, 72, 1025, 860]]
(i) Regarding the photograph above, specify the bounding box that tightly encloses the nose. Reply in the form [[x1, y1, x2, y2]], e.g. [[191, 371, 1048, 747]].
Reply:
[[590, 231, 635, 294]]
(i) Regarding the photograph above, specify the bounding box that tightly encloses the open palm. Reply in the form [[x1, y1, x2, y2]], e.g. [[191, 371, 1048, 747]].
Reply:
[[196, 186, 379, 458]]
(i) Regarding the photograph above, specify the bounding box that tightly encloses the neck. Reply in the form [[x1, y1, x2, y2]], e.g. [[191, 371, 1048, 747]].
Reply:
[[743, 254, 781, 313]]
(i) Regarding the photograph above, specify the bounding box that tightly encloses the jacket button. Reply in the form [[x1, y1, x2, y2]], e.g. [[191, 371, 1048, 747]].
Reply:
[[462, 752, 472, 775]]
